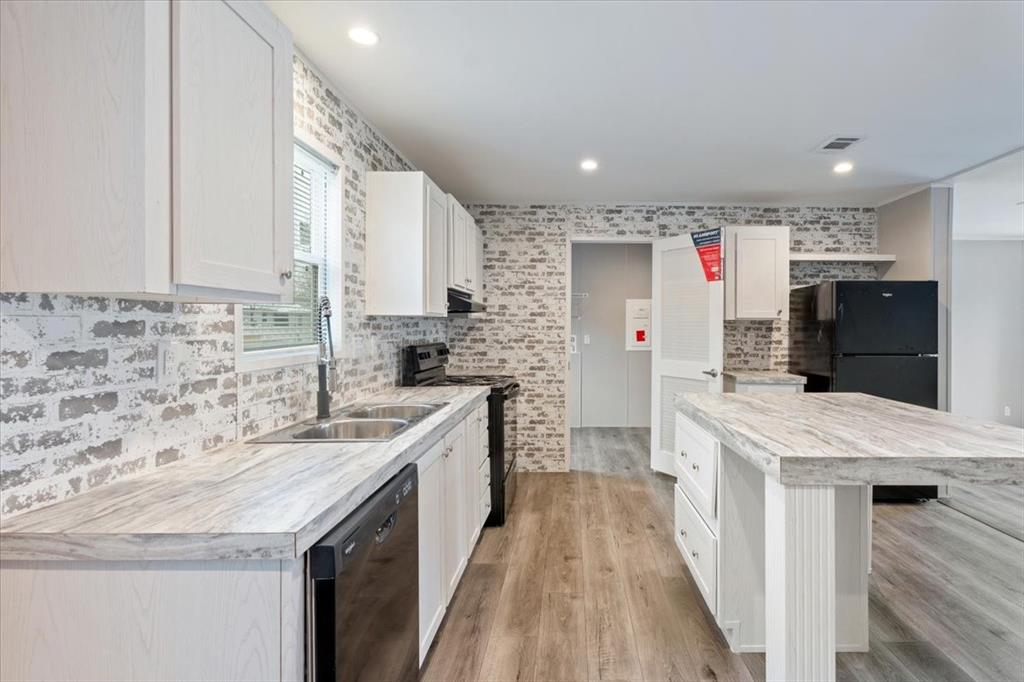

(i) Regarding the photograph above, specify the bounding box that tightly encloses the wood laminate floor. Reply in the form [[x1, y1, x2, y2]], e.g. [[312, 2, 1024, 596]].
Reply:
[[422, 427, 1024, 682], [939, 483, 1024, 542]]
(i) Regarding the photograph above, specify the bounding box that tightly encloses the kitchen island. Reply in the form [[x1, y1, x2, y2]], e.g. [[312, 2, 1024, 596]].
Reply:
[[674, 391, 1024, 682]]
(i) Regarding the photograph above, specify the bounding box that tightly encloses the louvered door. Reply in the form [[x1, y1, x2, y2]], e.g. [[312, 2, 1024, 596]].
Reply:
[[650, 234, 724, 474]]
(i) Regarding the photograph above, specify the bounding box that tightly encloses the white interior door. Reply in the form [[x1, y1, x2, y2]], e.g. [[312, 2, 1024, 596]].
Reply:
[[650, 233, 724, 474]]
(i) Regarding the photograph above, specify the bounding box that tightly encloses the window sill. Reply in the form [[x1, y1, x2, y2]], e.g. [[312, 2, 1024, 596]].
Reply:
[[235, 345, 319, 374]]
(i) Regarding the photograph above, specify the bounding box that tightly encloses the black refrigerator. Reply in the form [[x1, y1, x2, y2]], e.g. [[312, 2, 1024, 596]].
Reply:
[[789, 280, 939, 500]]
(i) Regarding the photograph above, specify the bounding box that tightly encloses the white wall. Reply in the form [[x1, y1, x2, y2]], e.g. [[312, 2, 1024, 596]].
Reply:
[[950, 240, 1024, 427], [570, 243, 652, 428]]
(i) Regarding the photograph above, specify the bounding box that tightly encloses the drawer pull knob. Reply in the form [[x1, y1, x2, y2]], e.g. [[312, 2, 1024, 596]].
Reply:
[[692, 463, 700, 471], [680, 450, 687, 458], [679, 530, 687, 538], [691, 550, 699, 559]]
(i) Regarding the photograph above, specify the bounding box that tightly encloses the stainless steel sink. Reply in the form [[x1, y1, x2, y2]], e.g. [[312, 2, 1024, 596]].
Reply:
[[249, 401, 446, 444], [341, 403, 439, 420], [290, 418, 408, 441]]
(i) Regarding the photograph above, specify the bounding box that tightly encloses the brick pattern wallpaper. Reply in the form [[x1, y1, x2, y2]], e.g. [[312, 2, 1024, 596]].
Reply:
[[447, 205, 879, 472], [0, 55, 446, 517]]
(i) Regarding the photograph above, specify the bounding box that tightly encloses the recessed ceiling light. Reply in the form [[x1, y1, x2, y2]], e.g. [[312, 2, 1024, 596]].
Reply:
[[833, 161, 853, 174], [348, 26, 379, 46], [580, 158, 598, 172]]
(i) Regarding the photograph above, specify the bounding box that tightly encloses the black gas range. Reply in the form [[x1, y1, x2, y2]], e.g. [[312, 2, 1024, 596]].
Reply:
[[402, 343, 518, 526]]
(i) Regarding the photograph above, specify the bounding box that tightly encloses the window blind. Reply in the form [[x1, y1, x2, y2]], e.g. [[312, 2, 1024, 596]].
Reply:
[[242, 146, 332, 353]]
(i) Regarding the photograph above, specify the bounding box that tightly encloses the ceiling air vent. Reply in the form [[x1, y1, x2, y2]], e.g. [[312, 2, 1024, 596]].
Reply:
[[815, 135, 863, 153]]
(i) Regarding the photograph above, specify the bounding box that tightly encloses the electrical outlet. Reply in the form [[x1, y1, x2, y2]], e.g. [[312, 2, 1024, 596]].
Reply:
[[583, 334, 591, 345], [156, 340, 186, 385], [1005, 406, 1012, 417]]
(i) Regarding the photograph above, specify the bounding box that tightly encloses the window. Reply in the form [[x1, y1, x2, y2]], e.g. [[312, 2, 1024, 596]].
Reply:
[[237, 142, 341, 370]]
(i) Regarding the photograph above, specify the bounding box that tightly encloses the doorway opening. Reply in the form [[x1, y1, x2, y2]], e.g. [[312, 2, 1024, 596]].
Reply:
[[568, 242, 652, 468]]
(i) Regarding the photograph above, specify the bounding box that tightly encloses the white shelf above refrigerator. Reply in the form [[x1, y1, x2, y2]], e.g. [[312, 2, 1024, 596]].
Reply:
[[789, 252, 897, 262]]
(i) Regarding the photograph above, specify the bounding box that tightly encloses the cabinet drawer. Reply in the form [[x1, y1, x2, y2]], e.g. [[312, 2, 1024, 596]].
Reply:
[[674, 414, 718, 522], [479, 487, 492, 524], [478, 458, 491, 494], [674, 484, 717, 614]]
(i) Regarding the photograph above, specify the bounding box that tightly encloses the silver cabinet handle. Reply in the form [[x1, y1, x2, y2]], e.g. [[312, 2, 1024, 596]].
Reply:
[[680, 449, 687, 458], [280, 269, 293, 281], [692, 550, 699, 559], [692, 463, 700, 472], [701, 368, 719, 378], [777, 308, 783, 316], [679, 529, 687, 538]]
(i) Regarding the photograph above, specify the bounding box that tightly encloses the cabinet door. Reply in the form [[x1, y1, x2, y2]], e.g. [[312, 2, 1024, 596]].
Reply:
[[425, 181, 449, 315], [0, 0, 170, 294], [464, 411, 484, 548], [474, 223, 485, 302], [417, 441, 446, 665], [442, 421, 468, 603], [464, 218, 478, 294], [172, 0, 293, 297], [728, 226, 789, 320], [447, 197, 470, 292]]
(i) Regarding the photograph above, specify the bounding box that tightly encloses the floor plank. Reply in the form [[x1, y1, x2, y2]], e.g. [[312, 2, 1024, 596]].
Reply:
[[479, 636, 538, 682], [534, 592, 587, 682], [579, 471, 644, 682], [939, 483, 1024, 541], [422, 562, 506, 682]]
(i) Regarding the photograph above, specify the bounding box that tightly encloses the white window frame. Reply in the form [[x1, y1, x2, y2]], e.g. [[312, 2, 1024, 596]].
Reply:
[[234, 135, 344, 373]]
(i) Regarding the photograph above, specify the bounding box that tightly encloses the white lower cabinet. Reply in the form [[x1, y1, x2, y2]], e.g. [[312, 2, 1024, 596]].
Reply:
[[417, 404, 490, 665], [465, 403, 489, 548], [674, 485, 718, 612], [416, 439, 447, 665], [674, 411, 872, 653], [442, 420, 468, 603]]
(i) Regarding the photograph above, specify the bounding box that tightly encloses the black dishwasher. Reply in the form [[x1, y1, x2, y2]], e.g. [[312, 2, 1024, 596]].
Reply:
[[308, 464, 419, 682]]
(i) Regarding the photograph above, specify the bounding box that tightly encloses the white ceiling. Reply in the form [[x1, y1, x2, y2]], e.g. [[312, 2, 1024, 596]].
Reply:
[[951, 150, 1024, 240], [267, 1, 1024, 206]]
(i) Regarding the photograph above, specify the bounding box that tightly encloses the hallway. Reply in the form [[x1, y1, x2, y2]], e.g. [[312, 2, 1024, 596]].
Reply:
[[421, 428, 1023, 681]]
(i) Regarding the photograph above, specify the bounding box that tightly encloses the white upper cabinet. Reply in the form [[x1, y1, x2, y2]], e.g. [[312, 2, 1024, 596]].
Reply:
[[474, 223, 485, 302], [172, 0, 293, 297], [446, 195, 480, 295], [365, 172, 448, 316], [0, 0, 294, 302], [724, 225, 790, 320]]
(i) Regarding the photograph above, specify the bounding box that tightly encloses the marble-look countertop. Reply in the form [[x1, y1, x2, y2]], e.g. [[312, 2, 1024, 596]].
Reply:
[[676, 392, 1024, 485], [723, 370, 807, 385], [0, 386, 490, 562]]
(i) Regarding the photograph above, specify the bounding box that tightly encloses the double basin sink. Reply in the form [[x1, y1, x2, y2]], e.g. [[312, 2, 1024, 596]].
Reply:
[[251, 402, 446, 443]]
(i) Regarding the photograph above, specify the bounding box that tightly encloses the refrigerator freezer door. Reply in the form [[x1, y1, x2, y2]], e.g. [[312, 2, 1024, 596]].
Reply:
[[834, 281, 938, 355], [833, 355, 938, 409]]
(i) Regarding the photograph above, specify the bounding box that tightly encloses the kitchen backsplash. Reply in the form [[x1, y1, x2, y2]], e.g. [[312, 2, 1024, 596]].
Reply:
[[447, 204, 879, 472], [0, 54, 446, 517]]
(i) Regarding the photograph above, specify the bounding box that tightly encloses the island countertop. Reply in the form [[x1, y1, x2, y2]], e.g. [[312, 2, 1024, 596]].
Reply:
[[675, 392, 1024, 485], [0, 386, 490, 562], [722, 369, 807, 384]]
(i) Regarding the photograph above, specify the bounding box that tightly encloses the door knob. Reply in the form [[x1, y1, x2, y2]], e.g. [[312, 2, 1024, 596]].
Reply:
[[701, 369, 719, 378]]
